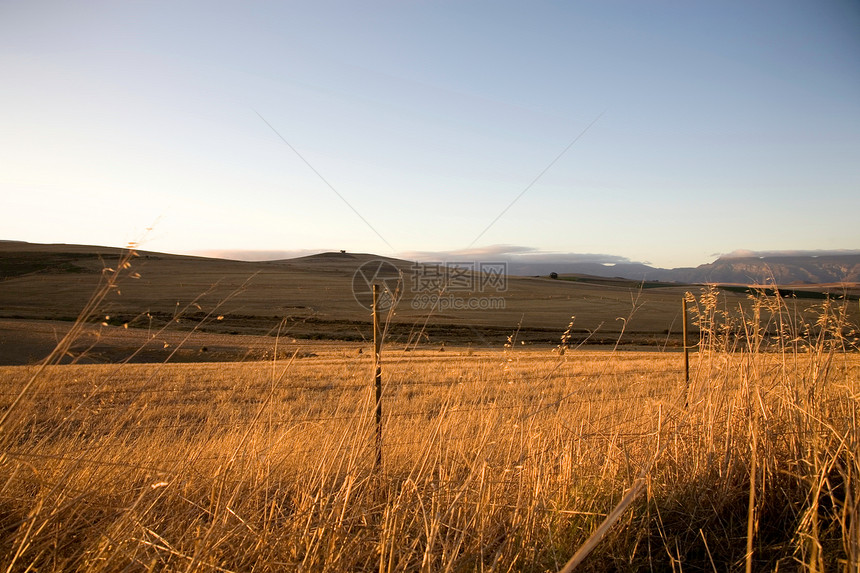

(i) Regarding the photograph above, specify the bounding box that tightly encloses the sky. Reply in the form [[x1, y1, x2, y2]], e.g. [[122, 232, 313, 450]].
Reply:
[[1, 0, 859, 269]]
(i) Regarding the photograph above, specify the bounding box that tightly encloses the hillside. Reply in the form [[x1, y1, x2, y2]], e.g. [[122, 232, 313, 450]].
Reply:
[[691, 253, 860, 284], [1, 241, 857, 364]]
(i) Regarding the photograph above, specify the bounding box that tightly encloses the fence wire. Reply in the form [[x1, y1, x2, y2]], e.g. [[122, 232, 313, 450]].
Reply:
[[1, 349, 856, 483]]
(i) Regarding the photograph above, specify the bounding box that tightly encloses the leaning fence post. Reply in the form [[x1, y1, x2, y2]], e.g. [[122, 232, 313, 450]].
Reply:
[[372, 284, 383, 471]]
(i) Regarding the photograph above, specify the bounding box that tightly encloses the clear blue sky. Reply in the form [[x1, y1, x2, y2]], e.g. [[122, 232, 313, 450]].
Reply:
[[2, 0, 858, 268]]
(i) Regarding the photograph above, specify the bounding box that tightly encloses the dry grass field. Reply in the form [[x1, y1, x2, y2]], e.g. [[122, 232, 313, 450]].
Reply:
[[1, 272, 859, 571], [1, 244, 859, 571]]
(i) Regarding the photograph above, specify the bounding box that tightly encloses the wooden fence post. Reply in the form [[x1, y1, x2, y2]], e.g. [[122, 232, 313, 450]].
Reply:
[[682, 296, 690, 406], [372, 285, 383, 471]]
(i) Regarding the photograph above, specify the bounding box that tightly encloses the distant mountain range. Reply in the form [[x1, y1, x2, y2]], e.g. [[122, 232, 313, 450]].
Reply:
[[2, 240, 859, 286], [507, 253, 860, 285]]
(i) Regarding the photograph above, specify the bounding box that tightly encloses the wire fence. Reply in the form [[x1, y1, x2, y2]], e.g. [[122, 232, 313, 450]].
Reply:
[[2, 307, 857, 494]]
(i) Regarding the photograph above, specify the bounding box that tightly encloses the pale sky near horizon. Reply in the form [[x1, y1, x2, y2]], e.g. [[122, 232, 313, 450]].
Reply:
[[2, 1, 859, 268]]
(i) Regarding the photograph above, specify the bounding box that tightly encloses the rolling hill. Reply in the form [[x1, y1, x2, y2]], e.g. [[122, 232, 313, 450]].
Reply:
[[1, 241, 857, 364]]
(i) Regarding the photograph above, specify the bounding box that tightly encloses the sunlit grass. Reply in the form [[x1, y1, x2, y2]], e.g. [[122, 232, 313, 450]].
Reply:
[[0, 286, 858, 571]]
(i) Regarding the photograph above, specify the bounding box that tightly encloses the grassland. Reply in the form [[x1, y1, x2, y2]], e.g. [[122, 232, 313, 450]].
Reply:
[[1, 279, 859, 571], [1, 243, 858, 570]]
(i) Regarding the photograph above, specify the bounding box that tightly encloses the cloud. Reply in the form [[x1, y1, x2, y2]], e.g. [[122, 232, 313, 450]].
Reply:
[[193, 245, 646, 278], [397, 244, 638, 265]]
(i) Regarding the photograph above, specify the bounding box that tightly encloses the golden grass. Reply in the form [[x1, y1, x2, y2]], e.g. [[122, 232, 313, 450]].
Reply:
[[0, 286, 858, 571]]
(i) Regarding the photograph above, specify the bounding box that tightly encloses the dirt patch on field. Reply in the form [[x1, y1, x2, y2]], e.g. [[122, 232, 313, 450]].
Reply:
[[0, 317, 665, 366], [0, 319, 352, 365]]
